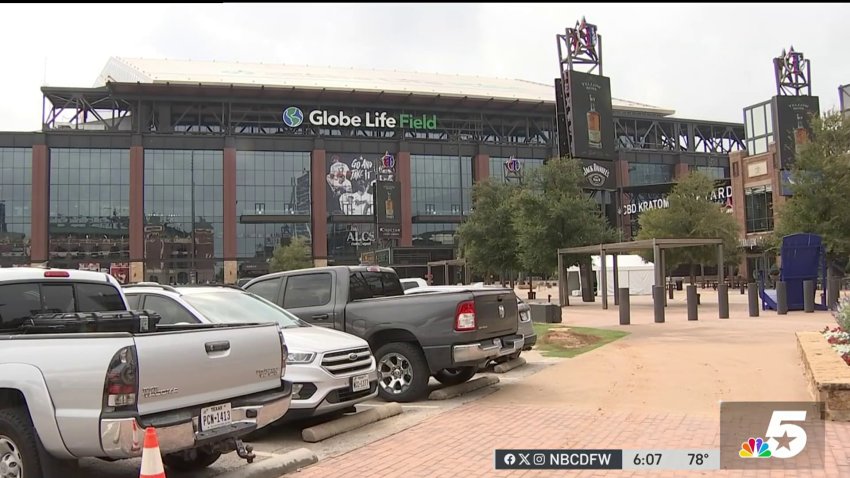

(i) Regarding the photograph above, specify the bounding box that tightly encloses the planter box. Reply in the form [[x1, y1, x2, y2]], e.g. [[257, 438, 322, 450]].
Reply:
[[796, 332, 850, 421], [530, 303, 562, 324]]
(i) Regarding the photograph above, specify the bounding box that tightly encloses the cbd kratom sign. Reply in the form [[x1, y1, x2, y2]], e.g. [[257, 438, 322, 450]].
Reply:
[[283, 106, 437, 130]]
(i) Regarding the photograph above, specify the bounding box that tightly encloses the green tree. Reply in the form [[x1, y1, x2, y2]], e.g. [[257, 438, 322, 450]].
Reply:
[[512, 157, 616, 276], [456, 180, 520, 281], [775, 111, 850, 269], [269, 236, 313, 272], [635, 171, 741, 283]]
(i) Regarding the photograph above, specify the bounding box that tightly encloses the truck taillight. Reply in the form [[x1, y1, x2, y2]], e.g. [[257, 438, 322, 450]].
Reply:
[[103, 346, 138, 412], [455, 300, 476, 331], [279, 329, 288, 376]]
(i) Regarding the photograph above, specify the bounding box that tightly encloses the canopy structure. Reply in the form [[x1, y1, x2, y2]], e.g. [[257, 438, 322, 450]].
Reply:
[[427, 259, 471, 285], [557, 238, 725, 309]]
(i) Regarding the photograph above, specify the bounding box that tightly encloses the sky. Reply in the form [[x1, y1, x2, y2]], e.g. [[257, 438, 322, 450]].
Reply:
[[1, 3, 849, 131]]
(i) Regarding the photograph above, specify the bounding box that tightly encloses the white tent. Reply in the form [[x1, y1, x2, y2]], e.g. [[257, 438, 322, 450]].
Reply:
[[567, 254, 656, 296]]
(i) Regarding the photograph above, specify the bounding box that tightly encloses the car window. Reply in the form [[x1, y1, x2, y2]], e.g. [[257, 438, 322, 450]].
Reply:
[[183, 292, 305, 328], [283, 273, 332, 309], [125, 294, 141, 310], [380, 272, 405, 296], [358, 271, 405, 298], [402, 282, 418, 291], [349, 273, 372, 301], [142, 295, 198, 325], [76, 283, 125, 312], [245, 278, 282, 303], [41, 284, 75, 313], [0, 283, 41, 329]]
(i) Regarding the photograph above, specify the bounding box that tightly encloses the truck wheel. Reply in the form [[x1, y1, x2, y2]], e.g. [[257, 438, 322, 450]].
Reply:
[[375, 342, 429, 402], [433, 367, 477, 386], [0, 407, 58, 478], [163, 449, 222, 471]]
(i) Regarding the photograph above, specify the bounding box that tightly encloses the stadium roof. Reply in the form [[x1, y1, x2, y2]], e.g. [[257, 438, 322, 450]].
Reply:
[[96, 57, 676, 116]]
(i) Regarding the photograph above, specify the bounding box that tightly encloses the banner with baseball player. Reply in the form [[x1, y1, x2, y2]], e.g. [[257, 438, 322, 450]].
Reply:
[[325, 152, 396, 216]]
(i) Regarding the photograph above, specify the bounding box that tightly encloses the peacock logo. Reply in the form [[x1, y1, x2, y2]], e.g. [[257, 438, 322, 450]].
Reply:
[[739, 437, 772, 458]]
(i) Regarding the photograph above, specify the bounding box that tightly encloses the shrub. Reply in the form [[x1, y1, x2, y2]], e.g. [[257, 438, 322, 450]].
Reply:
[[834, 297, 850, 331]]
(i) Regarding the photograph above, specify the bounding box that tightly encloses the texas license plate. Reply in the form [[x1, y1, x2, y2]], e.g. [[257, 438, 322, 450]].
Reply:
[[200, 403, 232, 432], [351, 374, 370, 392]]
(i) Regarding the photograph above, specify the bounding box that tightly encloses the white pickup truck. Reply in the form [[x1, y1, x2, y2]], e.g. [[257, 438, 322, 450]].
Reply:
[[0, 268, 293, 477]]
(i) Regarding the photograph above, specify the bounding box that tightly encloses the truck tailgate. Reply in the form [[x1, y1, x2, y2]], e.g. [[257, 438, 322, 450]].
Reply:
[[470, 289, 518, 340], [133, 323, 283, 415]]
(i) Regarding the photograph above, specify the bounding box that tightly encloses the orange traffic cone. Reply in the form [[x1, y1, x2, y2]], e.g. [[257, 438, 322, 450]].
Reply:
[[139, 427, 166, 478]]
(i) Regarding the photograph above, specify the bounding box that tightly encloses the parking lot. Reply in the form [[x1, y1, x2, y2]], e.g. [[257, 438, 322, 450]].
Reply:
[[76, 351, 558, 477]]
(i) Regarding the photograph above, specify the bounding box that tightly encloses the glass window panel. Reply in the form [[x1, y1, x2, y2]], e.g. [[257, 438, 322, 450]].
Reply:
[[47, 149, 129, 269], [0, 148, 32, 265], [143, 150, 223, 283], [765, 103, 773, 135], [234, 152, 311, 261], [752, 106, 766, 137]]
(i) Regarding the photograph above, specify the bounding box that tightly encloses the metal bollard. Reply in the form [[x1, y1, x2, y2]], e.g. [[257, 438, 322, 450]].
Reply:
[[803, 280, 815, 313], [618, 288, 630, 325], [548, 294, 552, 303], [828, 278, 840, 310], [776, 281, 788, 315], [653, 285, 665, 323], [687, 285, 698, 321], [668, 285, 674, 300], [718, 284, 729, 319], [747, 283, 760, 317]]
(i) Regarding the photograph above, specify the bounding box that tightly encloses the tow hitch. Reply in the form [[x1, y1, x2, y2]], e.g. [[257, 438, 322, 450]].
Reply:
[[234, 438, 255, 464]]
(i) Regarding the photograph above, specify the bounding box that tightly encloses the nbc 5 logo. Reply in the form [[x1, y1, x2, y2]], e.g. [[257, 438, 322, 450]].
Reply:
[[764, 410, 808, 458], [282, 106, 304, 128]]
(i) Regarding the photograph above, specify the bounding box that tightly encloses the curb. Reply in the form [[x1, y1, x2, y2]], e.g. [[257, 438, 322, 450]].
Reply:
[[429, 375, 500, 400], [493, 357, 527, 374], [215, 448, 318, 478], [301, 402, 404, 443]]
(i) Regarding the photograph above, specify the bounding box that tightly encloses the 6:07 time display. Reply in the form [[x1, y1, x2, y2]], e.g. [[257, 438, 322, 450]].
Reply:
[[634, 453, 661, 466]]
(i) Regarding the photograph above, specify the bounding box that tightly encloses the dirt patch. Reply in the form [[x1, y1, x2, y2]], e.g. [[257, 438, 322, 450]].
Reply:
[[541, 328, 600, 348]]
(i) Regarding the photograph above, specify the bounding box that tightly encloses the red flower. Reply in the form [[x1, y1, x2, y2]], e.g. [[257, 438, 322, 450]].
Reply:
[[842, 353, 850, 366]]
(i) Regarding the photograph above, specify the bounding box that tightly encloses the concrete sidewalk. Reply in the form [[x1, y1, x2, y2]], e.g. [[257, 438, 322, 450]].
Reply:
[[291, 293, 843, 477], [292, 402, 850, 477]]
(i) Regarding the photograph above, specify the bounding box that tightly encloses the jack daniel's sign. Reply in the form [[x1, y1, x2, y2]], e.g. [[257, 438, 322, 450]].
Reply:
[[581, 160, 614, 189]]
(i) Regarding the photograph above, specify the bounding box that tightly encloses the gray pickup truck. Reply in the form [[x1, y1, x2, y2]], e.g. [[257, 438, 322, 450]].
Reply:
[[244, 266, 522, 402], [0, 268, 292, 477]]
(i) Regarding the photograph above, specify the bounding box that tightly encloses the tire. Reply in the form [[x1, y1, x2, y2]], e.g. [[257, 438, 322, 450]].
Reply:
[[374, 342, 430, 402], [433, 367, 477, 386], [0, 407, 67, 478], [163, 449, 222, 472]]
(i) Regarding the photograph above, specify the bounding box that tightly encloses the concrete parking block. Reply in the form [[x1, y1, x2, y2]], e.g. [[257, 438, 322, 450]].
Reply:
[[428, 375, 499, 400], [214, 447, 317, 478], [301, 402, 403, 443], [493, 357, 527, 373]]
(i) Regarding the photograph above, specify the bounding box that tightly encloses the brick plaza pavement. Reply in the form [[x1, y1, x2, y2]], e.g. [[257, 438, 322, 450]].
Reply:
[[291, 402, 850, 478]]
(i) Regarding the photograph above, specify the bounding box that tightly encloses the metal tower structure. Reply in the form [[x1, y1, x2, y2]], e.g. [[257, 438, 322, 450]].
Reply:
[[774, 47, 812, 96], [555, 16, 602, 159]]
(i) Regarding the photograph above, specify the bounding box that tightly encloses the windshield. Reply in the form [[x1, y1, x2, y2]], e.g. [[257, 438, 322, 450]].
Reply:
[[182, 291, 308, 329]]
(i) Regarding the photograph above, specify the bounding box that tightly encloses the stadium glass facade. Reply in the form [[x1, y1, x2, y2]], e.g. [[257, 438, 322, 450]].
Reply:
[[0, 58, 745, 283]]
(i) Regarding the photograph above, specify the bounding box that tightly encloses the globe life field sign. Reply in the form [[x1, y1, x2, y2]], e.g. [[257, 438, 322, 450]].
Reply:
[[282, 107, 438, 130]]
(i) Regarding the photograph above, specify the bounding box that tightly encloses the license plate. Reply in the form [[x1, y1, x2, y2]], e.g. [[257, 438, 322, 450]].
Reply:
[[200, 403, 232, 432], [351, 374, 370, 392]]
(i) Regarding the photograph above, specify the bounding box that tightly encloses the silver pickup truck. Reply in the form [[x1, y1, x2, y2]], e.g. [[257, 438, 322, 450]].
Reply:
[[0, 268, 292, 477]]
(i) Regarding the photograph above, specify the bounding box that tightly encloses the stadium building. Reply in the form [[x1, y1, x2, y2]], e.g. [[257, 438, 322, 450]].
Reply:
[[0, 57, 744, 284]]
